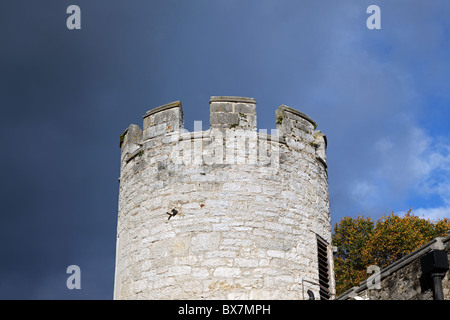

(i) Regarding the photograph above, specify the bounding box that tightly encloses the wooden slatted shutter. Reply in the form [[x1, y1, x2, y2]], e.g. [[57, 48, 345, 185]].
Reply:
[[317, 236, 330, 300]]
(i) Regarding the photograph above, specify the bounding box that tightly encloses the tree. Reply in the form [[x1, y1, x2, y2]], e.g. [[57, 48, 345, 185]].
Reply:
[[332, 209, 450, 296]]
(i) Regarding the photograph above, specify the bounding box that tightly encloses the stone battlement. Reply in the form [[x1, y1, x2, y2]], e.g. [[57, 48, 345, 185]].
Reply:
[[119, 96, 327, 168]]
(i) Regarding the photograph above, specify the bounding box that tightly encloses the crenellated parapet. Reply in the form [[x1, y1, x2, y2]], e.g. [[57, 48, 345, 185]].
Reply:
[[142, 100, 184, 140], [119, 96, 327, 169], [209, 96, 257, 131], [119, 124, 142, 163], [275, 104, 327, 167], [276, 104, 317, 137]]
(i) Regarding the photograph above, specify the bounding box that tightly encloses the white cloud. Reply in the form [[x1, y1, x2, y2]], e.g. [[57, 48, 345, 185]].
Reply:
[[413, 140, 450, 205], [350, 181, 377, 206], [378, 128, 450, 223], [412, 206, 450, 222]]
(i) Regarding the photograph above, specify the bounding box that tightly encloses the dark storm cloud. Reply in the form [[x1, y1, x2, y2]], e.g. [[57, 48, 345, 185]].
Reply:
[[0, 1, 123, 299], [0, 0, 202, 299], [1, 0, 449, 299]]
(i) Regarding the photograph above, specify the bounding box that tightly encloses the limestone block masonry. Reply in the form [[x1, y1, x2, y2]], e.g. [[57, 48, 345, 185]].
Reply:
[[114, 96, 335, 299]]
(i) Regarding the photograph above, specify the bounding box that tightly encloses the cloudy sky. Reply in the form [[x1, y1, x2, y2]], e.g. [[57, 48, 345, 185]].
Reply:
[[1, 0, 449, 299]]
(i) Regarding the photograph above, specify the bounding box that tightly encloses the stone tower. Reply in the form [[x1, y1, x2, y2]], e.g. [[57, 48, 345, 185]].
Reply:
[[114, 96, 334, 300]]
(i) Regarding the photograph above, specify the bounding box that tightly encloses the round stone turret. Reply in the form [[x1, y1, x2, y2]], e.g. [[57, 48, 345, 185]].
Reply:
[[114, 96, 334, 299]]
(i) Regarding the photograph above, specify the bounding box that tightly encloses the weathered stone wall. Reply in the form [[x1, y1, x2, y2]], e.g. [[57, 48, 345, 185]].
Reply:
[[114, 97, 333, 300], [344, 236, 450, 300], [443, 239, 450, 299], [358, 258, 434, 300]]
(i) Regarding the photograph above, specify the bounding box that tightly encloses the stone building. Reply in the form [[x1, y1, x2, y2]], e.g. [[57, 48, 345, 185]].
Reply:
[[114, 96, 334, 300], [337, 234, 450, 300]]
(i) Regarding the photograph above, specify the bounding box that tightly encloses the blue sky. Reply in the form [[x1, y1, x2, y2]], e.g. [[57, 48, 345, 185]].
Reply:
[[0, 0, 449, 299]]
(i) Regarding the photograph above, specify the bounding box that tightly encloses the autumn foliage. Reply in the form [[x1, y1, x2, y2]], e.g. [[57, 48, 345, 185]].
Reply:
[[332, 210, 450, 296]]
